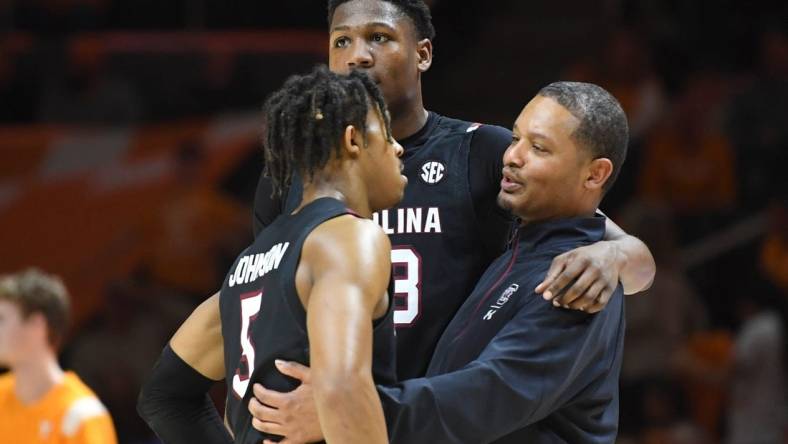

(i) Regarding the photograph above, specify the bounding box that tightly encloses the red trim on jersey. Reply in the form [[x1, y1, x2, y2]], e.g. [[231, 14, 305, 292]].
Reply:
[[344, 208, 363, 218]]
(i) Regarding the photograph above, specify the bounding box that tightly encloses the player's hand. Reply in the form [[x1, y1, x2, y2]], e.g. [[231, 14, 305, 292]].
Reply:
[[250, 360, 323, 444], [535, 241, 622, 313]]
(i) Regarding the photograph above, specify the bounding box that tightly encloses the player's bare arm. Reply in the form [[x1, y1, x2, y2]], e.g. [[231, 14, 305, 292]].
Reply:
[[169, 292, 225, 380], [296, 215, 391, 444], [249, 213, 395, 443], [535, 216, 655, 312], [248, 212, 395, 444], [602, 216, 656, 293]]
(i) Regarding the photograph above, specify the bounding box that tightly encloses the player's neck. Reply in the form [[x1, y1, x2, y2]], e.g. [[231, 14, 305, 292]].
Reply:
[[300, 180, 372, 219], [390, 101, 428, 141], [12, 351, 64, 405]]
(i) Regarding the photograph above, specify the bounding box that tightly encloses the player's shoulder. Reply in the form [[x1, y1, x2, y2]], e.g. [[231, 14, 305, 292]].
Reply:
[[469, 123, 512, 157], [433, 112, 511, 139], [304, 215, 391, 287], [306, 214, 390, 260]]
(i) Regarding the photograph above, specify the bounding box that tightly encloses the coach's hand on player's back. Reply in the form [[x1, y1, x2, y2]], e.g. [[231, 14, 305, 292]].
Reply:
[[249, 359, 322, 444], [535, 241, 622, 313]]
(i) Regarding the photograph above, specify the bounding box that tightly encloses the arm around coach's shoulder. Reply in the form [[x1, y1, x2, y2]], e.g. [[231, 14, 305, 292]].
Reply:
[[602, 215, 655, 294], [536, 216, 655, 312], [302, 215, 392, 444]]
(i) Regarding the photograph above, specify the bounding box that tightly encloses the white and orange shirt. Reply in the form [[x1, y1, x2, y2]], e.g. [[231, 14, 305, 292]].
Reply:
[[0, 371, 117, 443]]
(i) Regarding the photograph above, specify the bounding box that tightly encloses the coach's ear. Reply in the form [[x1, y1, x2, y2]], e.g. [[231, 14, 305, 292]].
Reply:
[[342, 125, 362, 158], [417, 39, 433, 73], [585, 158, 613, 191]]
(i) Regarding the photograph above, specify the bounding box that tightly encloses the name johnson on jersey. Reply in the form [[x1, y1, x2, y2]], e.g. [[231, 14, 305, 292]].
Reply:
[[228, 242, 290, 287]]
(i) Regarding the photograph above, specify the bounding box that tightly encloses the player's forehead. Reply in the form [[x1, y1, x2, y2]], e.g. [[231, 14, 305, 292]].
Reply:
[[331, 0, 409, 34]]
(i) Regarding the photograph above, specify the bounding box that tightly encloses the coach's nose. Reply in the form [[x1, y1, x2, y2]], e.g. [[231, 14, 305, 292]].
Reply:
[[503, 139, 525, 168]]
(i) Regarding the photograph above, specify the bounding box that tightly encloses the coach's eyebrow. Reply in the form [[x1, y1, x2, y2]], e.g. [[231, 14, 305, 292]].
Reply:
[[528, 131, 554, 144]]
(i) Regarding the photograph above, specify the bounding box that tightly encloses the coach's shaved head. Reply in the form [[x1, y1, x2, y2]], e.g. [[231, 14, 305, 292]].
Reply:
[[537, 82, 629, 192]]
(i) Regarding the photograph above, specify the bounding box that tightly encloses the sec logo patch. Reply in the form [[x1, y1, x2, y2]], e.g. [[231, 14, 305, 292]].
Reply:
[[420, 161, 445, 184]]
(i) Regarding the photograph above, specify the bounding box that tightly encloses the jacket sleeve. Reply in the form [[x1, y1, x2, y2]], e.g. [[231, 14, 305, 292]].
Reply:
[[379, 291, 622, 443]]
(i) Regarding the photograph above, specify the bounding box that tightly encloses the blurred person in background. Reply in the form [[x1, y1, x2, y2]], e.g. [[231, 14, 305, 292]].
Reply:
[[616, 202, 708, 436], [638, 72, 737, 240], [139, 140, 250, 300], [732, 186, 788, 442], [567, 28, 666, 143], [565, 27, 667, 211], [68, 273, 176, 443], [760, 197, 788, 294], [0, 268, 117, 444], [635, 380, 711, 444], [672, 282, 787, 443], [727, 25, 788, 211], [725, 290, 787, 444], [612, 200, 724, 443]]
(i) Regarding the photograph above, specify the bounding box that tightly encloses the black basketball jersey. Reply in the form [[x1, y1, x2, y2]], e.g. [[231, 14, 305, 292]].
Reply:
[[220, 197, 397, 443], [281, 113, 495, 379]]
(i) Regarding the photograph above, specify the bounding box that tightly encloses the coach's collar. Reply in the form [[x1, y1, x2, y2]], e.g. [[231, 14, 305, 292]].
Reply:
[[515, 214, 606, 251]]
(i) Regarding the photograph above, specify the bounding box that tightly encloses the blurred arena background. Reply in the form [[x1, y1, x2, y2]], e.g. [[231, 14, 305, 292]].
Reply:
[[0, 0, 787, 443]]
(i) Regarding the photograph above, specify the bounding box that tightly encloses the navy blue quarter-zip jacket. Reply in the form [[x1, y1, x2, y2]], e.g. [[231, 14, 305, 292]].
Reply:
[[379, 215, 625, 444]]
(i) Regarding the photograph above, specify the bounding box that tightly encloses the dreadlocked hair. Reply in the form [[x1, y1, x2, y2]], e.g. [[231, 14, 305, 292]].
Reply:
[[327, 0, 436, 41], [262, 65, 392, 196]]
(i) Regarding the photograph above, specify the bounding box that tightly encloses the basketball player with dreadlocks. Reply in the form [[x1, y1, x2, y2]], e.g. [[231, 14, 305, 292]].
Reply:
[[140, 67, 404, 444]]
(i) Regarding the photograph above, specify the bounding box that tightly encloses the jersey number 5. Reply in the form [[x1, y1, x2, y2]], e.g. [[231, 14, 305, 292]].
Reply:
[[392, 247, 422, 326], [232, 291, 262, 398]]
